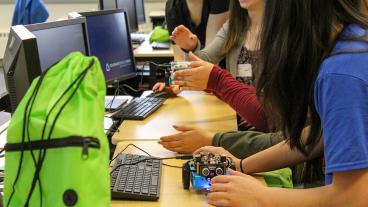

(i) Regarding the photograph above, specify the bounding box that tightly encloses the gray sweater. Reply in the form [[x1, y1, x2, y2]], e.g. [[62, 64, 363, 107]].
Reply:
[[186, 21, 243, 77]]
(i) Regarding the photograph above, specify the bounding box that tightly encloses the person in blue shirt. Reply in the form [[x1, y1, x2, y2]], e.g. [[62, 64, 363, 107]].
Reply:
[[190, 0, 368, 206]]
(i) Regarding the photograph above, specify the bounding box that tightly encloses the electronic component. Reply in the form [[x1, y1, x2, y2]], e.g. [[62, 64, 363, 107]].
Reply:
[[167, 61, 191, 85], [182, 152, 235, 190]]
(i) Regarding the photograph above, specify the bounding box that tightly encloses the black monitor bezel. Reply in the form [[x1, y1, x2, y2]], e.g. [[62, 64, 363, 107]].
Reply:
[[116, 0, 139, 33], [78, 9, 137, 84], [25, 18, 90, 58], [99, 0, 117, 10], [135, 0, 146, 24]]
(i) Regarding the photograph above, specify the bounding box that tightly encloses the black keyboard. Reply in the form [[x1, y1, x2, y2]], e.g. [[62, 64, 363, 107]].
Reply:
[[112, 97, 166, 120], [111, 154, 163, 201]]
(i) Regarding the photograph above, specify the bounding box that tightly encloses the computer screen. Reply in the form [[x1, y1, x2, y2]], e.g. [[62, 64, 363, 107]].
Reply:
[[99, 0, 117, 10], [30, 24, 87, 72], [135, 0, 146, 24], [79, 10, 136, 84], [2, 18, 88, 112], [116, 0, 138, 33]]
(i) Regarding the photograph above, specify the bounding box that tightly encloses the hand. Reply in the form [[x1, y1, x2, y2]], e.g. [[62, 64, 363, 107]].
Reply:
[[152, 82, 182, 95], [194, 146, 240, 170], [171, 25, 198, 51], [208, 170, 266, 207], [172, 52, 214, 91], [158, 125, 214, 153], [152, 82, 166, 92]]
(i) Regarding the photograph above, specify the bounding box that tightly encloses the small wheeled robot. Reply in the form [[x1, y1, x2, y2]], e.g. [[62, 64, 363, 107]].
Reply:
[[182, 152, 235, 190]]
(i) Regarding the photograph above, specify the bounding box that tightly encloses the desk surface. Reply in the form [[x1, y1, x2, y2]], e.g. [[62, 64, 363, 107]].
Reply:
[[110, 141, 213, 207], [112, 91, 237, 144], [133, 39, 174, 58], [111, 141, 265, 207]]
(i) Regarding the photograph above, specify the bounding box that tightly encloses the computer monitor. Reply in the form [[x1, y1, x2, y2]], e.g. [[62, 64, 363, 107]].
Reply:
[[99, 0, 117, 10], [78, 10, 136, 84], [116, 0, 138, 33], [2, 18, 89, 112], [135, 0, 146, 24]]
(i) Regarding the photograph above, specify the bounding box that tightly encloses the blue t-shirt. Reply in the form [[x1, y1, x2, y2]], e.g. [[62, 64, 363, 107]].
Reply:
[[315, 24, 368, 185]]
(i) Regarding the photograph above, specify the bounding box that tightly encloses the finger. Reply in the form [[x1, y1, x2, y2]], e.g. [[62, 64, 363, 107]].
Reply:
[[176, 25, 189, 32], [208, 198, 230, 207], [159, 140, 182, 148], [160, 134, 183, 142], [189, 52, 202, 61], [173, 125, 196, 132], [178, 87, 195, 91], [210, 183, 229, 193], [188, 61, 204, 68], [173, 69, 193, 79], [193, 146, 215, 154], [229, 169, 247, 176], [211, 175, 231, 184], [158, 83, 165, 91]]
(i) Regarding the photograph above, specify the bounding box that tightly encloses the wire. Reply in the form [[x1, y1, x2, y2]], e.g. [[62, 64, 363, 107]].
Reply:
[[121, 84, 139, 93], [109, 143, 192, 173], [0, 126, 8, 136], [163, 163, 181, 168]]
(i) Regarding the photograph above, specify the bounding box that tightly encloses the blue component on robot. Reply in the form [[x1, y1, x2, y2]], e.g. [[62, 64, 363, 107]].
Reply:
[[182, 152, 235, 190]]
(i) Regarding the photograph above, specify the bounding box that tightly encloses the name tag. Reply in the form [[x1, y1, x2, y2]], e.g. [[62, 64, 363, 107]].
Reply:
[[237, 64, 252, 78]]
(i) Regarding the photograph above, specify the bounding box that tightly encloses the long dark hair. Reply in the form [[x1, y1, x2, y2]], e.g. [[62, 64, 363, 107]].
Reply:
[[257, 0, 368, 155], [222, 0, 249, 54]]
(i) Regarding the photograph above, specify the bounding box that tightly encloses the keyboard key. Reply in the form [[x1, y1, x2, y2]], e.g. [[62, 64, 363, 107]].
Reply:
[[111, 153, 162, 201]]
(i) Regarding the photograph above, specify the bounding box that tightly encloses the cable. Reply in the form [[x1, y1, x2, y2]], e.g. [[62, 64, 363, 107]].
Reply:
[[0, 126, 8, 136], [163, 163, 181, 168], [109, 143, 193, 173], [121, 84, 139, 93]]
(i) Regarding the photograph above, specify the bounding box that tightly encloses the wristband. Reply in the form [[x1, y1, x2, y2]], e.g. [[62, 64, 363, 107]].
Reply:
[[240, 159, 245, 173]]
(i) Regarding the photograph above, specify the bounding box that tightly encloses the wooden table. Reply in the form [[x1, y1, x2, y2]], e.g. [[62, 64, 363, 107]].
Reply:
[[112, 91, 237, 144], [110, 141, 265, 207], [133, 38, 174, 59], [110, 141, 210, 207]]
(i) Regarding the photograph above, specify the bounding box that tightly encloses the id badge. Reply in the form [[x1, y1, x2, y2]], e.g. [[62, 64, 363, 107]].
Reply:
[[237, 64, 252, 78]]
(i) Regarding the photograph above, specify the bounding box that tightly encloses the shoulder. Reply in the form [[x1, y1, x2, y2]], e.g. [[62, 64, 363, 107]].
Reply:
[[318, 24, 368, 84]]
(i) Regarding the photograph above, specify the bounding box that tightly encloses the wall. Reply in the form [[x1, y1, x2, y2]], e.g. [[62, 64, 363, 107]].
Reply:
[[0, 0, 166, 58]]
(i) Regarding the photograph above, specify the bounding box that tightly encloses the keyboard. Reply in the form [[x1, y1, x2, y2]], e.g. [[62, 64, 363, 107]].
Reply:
[[111, 153, 163, 201], [112, 97, 166, 120]]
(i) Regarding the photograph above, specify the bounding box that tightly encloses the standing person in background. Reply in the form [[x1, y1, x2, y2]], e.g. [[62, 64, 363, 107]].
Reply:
[[165, 0, 229, 61]]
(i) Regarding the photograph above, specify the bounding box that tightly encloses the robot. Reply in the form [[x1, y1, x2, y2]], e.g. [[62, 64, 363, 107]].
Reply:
[[182, 152, 235, 190]]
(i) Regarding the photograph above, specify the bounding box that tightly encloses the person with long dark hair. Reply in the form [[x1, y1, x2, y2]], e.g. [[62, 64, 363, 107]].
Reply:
[[158, 0, 275, 154], [190, 0, 368, 206]]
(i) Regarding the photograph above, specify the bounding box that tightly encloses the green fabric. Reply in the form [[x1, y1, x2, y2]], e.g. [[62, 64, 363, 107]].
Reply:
[[149, 26, 170, 43], [213, 131, 284, 159], [4, 52, 110, 206], [261, 168, 293, 188]]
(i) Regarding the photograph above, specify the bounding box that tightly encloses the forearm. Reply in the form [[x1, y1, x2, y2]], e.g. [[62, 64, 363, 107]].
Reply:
[[207, 66, 268, 131], [242, 128, 323, 173], [205, 12, 229, 45], [173, 45, 185, 61]]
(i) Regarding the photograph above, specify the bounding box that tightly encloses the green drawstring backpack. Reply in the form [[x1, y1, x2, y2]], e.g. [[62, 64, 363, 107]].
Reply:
[[4, 52, 110, 207]]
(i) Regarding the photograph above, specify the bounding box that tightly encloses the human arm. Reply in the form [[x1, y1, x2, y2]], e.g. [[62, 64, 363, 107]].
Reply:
[[158, 125, 214, 153], [208, 169, 368, 207], [205, 0, 230, 45], [173, 53, 268, 131], [205, 12, 229, 45]]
